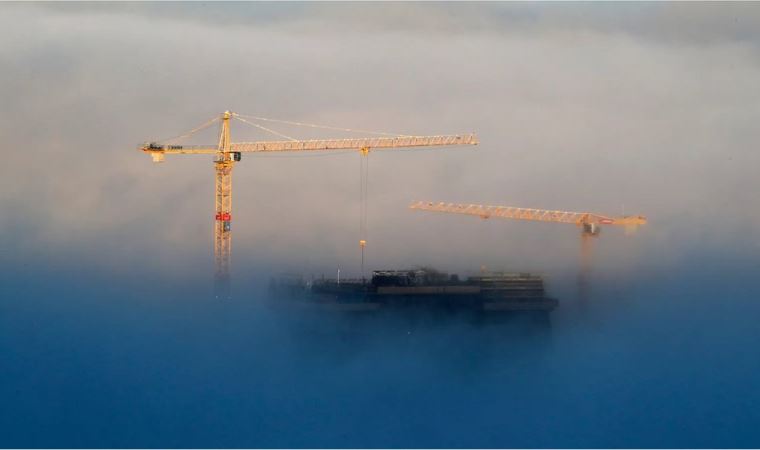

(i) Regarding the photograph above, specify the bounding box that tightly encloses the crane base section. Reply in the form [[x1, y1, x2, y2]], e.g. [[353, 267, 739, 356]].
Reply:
[[269, 268, 558, 315]]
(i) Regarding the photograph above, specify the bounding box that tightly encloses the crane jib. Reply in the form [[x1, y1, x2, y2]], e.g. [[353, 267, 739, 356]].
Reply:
[[140, 134, 478, 155]]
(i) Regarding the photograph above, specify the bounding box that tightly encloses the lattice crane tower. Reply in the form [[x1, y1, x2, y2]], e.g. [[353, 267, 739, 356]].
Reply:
[[140, 111, 478, 297]]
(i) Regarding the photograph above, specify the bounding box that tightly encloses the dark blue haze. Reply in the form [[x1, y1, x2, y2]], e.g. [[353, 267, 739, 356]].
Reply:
[[2, 248, 760, 448]]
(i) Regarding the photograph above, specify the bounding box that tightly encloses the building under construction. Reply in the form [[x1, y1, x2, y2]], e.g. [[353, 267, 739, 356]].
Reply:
[[269, 268, 558, 316]]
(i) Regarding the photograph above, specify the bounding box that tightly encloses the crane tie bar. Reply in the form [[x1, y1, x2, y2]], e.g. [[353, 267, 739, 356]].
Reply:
[[233, 113, 412, 138], [232, 115, 298, 141], [155, 116, 220, 144]]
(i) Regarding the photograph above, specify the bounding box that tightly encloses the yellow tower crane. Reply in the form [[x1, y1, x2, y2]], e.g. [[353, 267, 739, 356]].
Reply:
[[140, 112, 478, 298], [409, 201, 646, 301]]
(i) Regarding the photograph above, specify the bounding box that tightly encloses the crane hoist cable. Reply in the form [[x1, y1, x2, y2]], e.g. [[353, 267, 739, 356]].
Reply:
[[359, 147, 370, 281], [236, 113, 380, 280], [236, 113, 375, 279], [237, 112, 388, 280]]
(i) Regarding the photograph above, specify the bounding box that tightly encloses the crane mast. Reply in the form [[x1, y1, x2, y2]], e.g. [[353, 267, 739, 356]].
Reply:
[[141, 112, 478, 298], [214, 112, 234, 292]]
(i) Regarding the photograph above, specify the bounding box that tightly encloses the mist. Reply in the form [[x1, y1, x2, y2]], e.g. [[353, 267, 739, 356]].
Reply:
[[2, 2, 760, 448]]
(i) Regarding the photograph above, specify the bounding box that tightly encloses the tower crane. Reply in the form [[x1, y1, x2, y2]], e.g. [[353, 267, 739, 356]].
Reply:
[[140, 112, 478, 298], [409, 201, 646, 301]]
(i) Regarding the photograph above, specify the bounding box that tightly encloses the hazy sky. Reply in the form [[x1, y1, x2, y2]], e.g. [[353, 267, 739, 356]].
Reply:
[[1, 2, 759, 280]]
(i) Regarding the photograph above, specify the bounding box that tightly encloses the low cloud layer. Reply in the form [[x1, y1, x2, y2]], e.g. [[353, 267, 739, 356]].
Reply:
[[3, 5, 760, 447]]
